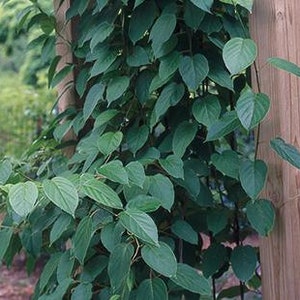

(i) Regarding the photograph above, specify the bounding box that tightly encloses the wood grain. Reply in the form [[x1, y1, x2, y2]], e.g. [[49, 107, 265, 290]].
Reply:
[[250, 1, 300, 299]]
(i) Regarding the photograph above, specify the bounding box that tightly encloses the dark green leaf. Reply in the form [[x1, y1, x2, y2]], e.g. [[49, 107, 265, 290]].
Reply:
[[171, 220, 198, 245], [230, 246, 257, 282], [126, 195, 161, 212], [184, 1, 205, 29], [127, 46, 149, 67], [246, 199, 275, 236], [159, 155, 184, 179], [57, 250, 74, 282], [90, 22, 114, 50], [125, 161, 146, 188], [190, 0, 214, 13], [0, 228, 13, 260], [98, 160, 129, 184], [127, 125, 149, 155], [98, 131, 123, 155], [268, 57, 300, 77], [50, 214, 72, 245], [136, 278, 168, 300], [179, 54, 209, 90], [71, 283, 93, 300], [72, 216, 93, 265], [106, 76, 130, 105], [101, 222, 125, 253], [207, 210, 228, 235]]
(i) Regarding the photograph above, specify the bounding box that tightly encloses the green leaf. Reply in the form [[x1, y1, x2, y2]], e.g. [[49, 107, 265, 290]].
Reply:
[[81, 176, 123, 209], [239, 159, 267, 199], [8, 182, 38, 217], [0, 228, 13, 260], [108, 243, 134, 292], [50, 214, 72, 245], [171, 263, 211, 295], [208, 63, 234, 91], [223, 38, 257, 75], [230, 246, 257, 282], [127, 46, 149, 67], [159, 155, 184, 179], [83, 83, 105, 121], [190, 0, 214, 13], [90, 49, 117, 78], [206, 111, 240, 141], [98, 131, 123, 155], [119, 209, 159, 246], [236, 87, 270, 130], [192, 95, 221, 127], [136, 278, 168, 300], [171, 220, 198, 245], [150, 13, 176, 49], [125, 161, 146, 188], [202, 243, 228, 277], [179, 54, 209, 90], [71, 283, 93, 300], [268, 57, 300, 77], [101, 222, 125, 253], [94, 109, 119, 128], [148, 174, 174, 211], [246, 199, 275, 236], [270, 137, 300, 169], [51, 65, 74, 88], [129, 1, 157, 44], [72, 216, 93, 265], [126, 195, 161, 212], [106, 76, 130, 105], [98, 160, 129, 184], [211, 150, 240, 179], [172, 121, 198, 157], [141, 241, 177, 277], [127, 125, 149, 155], [159, 51, 180, 81], [0, 160, 12, 184], [43, 177, 79, 217], [57, 250, 74, 282], [219, 0, 253, 12], [184, 1, 205, 30], [90, 22, 114, 50]]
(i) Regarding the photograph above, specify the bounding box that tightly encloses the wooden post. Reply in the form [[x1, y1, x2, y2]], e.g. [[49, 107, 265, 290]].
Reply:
[[250, 2, 300, 299], [53, 0, 77, 157]]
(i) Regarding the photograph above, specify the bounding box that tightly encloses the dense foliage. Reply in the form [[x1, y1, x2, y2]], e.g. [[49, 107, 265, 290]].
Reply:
[[0, 0, 289, 299]]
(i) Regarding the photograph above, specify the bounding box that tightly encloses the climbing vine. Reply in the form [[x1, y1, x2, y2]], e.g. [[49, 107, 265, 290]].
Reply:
[[0, 0, 278, 299]]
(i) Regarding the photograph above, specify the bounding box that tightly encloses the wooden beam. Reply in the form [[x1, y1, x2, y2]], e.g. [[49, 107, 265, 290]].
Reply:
[[250, 1, 300, 299], [53, 0, 77, 157]]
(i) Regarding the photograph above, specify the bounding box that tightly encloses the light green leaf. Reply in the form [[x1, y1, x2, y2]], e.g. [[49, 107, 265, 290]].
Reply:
[[192, 95, 221, 127], [0, 160, 12, 185], [127, 125, 149, 155], [190, 0, 214, 13], [268, 57, 300, 77], [239, 159, 267, 199], [202, 243, 228, 278], [159, 155, 184, 179], [108, 243, 134, 293], [172, 121, 198, 157], [223, 38, 257, 75], [211, 150, 240, 179], [106, 76, 130, 105], [8, 182, 38, 217], [98, 131, 123, 156], [98, 160, 129, 184], [141, 241, 177, 277], [43, 177, 79, 217], [119, 209, 159, 246], [270, 138, 300, 169], [126, 195, 161, 212], [206, 111, 240, 141], [236, 87, 270, 130], [72, 216, 93, 264], [125, 161, 146, 187], [171, 263, 211, 295], [149, 174, 174, 211], [81, 176, 123, 209], [83, 83, 105, 121], [230, 246, 257, 282], [246, 199, 275, 236], [179, 54, 209, 90], [136, 278, 168, 300], [171, 220, 198, 245], [0, 228, 13, 260]]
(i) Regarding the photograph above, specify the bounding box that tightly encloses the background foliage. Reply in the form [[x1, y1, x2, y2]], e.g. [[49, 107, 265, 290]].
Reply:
[[0, 0, 280, 299]]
